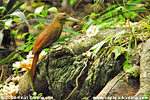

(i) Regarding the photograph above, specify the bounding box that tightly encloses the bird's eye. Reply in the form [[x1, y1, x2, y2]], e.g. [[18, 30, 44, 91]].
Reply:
[[63, 14, 66, 16]]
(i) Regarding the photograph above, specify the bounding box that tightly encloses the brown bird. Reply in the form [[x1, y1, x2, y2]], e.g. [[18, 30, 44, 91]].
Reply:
[[31, 13, 79, 82]]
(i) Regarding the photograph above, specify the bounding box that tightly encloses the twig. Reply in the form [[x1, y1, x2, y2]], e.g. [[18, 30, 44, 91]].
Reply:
[[65, 59, 88, 100], [106, 72, 127, 95], [0, 50, 19, 66], [0, 65, 4, 82], [71, 0, 82, 16]]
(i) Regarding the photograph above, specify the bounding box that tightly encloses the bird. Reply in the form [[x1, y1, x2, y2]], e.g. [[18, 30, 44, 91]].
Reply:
[[31, 13, 79, 82]]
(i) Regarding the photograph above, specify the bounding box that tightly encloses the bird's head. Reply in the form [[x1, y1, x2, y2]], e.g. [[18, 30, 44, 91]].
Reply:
[[54, 13, 79, 24]]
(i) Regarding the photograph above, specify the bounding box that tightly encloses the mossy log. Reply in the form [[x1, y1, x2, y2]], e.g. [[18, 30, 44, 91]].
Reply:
[[19, 27, 127, 99]]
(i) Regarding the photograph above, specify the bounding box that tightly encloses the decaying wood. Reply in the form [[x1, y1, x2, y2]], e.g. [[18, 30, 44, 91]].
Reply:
[[19, 27, 129, 99], [135, 39, 150, 97], [96, 71, 140, 99], [96, 41, 142, 99]]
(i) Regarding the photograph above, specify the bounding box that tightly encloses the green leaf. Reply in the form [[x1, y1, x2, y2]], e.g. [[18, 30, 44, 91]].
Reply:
[[11, 30, 18, 35], [19, 55, 24, 60], [47, 7, 58, 13], [57, 36, 71, 42], [70, 0, 77, 6], [83, 20, 94, 28], [97, 22, 110, 30], [34, 6, 44, 14], [24, 44, 34, 52], [114, 6, 124, 12], [37, 93, 43, 97], [123, 61, 132, 72], [63, 28, 81, 35], [27, 34, 34, 42], [17, 44, 27, 50], [0, 6, 6, 10], [13, 66, 20, 74], [126, 36, 132, 60], [130, 12, 137, 19], [10, 53, 24, 61], [123, 61, 139, 77], [129, 68, 139, 78], [90, 35, 114, 54], [43, 48, 50, 52], [5, 19, 13, 27], [0, 51, 18, 66], [0, 6, 6, 14], [0, 84, 3, 88], [28, 13, 37, 17], [17, 34, 35, 51], [90, 41, 107, 54], [22, 32, 29, 39], [41, 10, 47, 17], [110, 46, 126, 60], [10, 11, 30, 27], [34, 23, 43, 29], [14, 18, 21, 23], [146, 23, 150, 30], [114, 48, 121, 60], [144, 94, 150, 100]]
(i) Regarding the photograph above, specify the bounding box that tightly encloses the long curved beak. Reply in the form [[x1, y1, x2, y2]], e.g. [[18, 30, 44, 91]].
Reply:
[[66, 17, 80, 22]]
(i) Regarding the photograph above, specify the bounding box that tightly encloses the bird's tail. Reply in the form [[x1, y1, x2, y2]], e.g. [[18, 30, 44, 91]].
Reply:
[[31, 53, 39, 82]]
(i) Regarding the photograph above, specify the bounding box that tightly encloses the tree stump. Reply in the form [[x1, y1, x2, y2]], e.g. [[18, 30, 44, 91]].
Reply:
[[19, 27, 128, 99]]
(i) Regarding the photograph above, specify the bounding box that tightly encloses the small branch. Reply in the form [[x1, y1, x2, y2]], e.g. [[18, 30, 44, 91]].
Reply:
[[107, 72, 127, 95], [0, 65, 4, 82], [65, 59, 88, 100], [0, 50, 19, 66], [71, 0, 82, 16]]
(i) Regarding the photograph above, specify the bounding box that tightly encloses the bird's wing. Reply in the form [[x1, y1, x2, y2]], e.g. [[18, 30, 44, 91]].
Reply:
[[33, 26, 62, 54], [33, 32, 53, 54]]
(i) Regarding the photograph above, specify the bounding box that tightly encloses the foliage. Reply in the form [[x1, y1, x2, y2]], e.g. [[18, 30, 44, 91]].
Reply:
[[0, 0, 80, 55], [82, 1, 148, 32], [11, 11, 30, 27], [0, 50, 23, 66], [144, 94, 150, 100], [90, 34, 113, 54], [17, 34, 36, 52], [28, 5, 48, 18], [0, 0, 149, 78], [0, 0, 149, 98], [17, 5, 80, 52], [0, 1, 29, 29], [0, 1, 29, 64], [47, 7, 58, 13], [69, 0, 77, 6], [85, 0, 150, 77], [32, 92, 43, 99]]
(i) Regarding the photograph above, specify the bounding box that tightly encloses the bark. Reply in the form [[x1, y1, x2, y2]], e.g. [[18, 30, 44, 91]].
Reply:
[[96, 41, 142, 99], [19, 27, 128, 99], [96, 38, 150, 99], [135, 39, 150, 97], [96, 71, 140, 99]]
